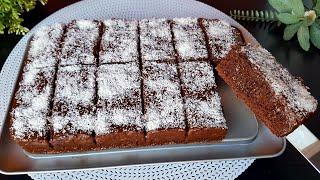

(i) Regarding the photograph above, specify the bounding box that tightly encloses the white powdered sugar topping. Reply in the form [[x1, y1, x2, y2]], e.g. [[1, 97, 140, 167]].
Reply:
[[95, 107, 143, 135], [242, 45, 318, 115], [16, 67, 55, 107], [143, 62, 185, 131], [97, 63, 140, 101], [100, 19, 138, 64], [60, 20, 100, 65], [12, 107, 48, 138], [28, 23, 64, 68], [19, 66, 55, 87], [179, 61, 216, 94], [51, 112, 95, 134], [54, 65, 96, 107], [76, 20, 98, 29], [185, 92, 227, 128], [139, 18, 176, 62], [172, 17, 208, 61], [12, 67, 55, 139], [203, 19, 239, 60], [52, 65, 96, 133]]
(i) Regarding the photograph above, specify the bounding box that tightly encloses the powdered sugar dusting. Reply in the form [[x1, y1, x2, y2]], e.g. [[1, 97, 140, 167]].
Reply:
[[97, 63, 140, 103], [242, 45, 318, 116], [179, 61, 216, 95], [12, 67, 55, 139], [60, 20, 100, 65], [172, 17, 207, 61], [202, 19, 241, 61], [139, 18, 176, 62], [143, 62, 185, 131], [16, 67, 55, 107], [100, 19, 138, 64], [27, 23, 64, 68], [95, 107, 143, 135], [52, 65, 96, 133], [185, 92, 227, 129], [96, 63, 143, 135]]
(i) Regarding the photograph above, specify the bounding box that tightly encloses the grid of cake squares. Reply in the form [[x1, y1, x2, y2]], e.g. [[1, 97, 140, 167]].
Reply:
[[10, 17, 317, 153]]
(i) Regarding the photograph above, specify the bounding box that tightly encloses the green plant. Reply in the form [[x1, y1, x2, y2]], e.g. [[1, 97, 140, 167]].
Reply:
[[230, 0, 320, 51], [0, 0, 48, 35]]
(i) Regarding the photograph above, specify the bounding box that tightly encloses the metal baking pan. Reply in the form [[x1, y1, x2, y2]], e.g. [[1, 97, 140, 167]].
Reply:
[[0, 74, 285, 174], [0, 0, 286, 174]]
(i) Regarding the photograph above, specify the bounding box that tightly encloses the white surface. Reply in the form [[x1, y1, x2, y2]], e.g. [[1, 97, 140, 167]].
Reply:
[[0, 0, 257, 179], [28, 159, 255, 180]]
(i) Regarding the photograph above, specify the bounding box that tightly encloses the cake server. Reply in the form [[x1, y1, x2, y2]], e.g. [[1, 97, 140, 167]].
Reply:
[[287, 125, 320, 173]]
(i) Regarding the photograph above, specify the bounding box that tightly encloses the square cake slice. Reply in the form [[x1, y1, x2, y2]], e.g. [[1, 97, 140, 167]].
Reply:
[[216, 45, 318, 137], [95, 63, 144, 148], [99, 19, 139, 64], [142, 61, 186, 145], [179, 62, 227, 142], [25, 23, 64, 69], [139, 18, 176, 63], [51, 65, 96, 151], [171, 17, 208, 62], [60, 20, 101, 66], [199, 19, 243, 64], [10, 67, 55, 153], [178, 61, 216, 98]]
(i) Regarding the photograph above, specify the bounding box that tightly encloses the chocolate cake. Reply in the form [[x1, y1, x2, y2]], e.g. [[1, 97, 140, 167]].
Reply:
[[216, 45, 318, 137], [24, 23, 64, 69], [139, 18, 176, 63], [60, 20, 101, 66], [142, 61, 186, 145], [95, 63, 144, 148], [10, 67, 55, 153], [99, 19, 139, 64], [10, 18, 318, 154], [178, 61, 227, 142], [171, 17, 208, 62], [51, 65, 96, 151], [199, 19, 243, 64]]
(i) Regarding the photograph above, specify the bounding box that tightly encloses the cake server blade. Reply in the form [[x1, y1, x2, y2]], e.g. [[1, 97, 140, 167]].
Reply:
[[287, 125, 320, 173]]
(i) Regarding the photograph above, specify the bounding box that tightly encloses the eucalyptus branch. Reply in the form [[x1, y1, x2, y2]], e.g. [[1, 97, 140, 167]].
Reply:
[[230, 0, 320, 51]]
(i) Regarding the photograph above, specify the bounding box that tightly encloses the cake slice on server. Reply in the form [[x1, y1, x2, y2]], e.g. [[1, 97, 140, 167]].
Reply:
[[216, 45, 318, 137]]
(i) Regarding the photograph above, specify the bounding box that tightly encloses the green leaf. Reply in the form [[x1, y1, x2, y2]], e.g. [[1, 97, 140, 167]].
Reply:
[[268, 0, 292, 13], [310, 23, 320, 48], [291, 0, 305, 16], [277, 13, 300, 24], [283, 22, 303, 40], [297, 25, 310, 51], [268, 0, 304, 16], [314, 0, 320, 15]]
